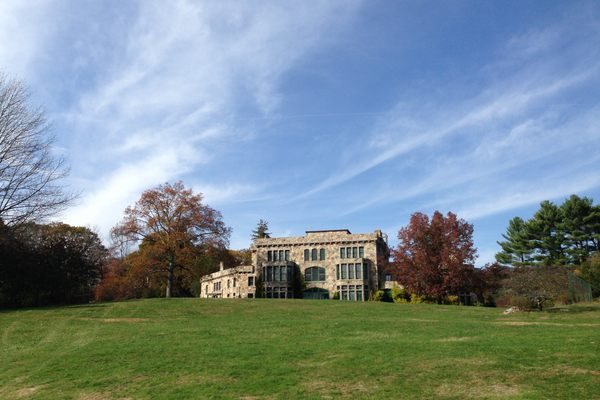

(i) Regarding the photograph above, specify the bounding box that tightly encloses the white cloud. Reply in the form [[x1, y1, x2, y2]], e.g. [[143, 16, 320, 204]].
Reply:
[[0, 0, 55, 81], [3, 0, 363, 236]]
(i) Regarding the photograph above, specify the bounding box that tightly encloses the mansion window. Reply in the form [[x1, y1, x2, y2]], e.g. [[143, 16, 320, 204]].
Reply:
[[336, 263, 368, 280], [265, 286, 292, 299], [268, 249, 290, 262], [306, 248, 325, 261], [248, 276, 255, 286], [213, 281, 221, 291], [305, 266, 326, 282], [340, 246, 364, 259], [337, 285, 367, 301], [263, 265, 293, 282]]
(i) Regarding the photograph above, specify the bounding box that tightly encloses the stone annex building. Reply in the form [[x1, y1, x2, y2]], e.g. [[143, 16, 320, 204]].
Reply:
[[200, 229, 394, 301]]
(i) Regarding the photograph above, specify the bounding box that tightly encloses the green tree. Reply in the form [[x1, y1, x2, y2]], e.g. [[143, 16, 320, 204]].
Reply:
[[496, 196, 600, 267], [578, 252, 600, 298], [251, 219, 271, 240], [0, 222, 107, 307], [496, 217, 532, 266], [560, 195, 600, 263], [527, 201, 565, 265]]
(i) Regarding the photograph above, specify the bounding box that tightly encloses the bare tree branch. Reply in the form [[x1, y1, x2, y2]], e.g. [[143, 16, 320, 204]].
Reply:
[[0, 73, 75, 226]]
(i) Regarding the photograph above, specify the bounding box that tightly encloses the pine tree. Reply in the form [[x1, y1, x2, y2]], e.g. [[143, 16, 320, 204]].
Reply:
[[560, 195, 597, 264], [527, 201, 566, 266], [496, 217, 532, 266], [251, 219, 271, 240]]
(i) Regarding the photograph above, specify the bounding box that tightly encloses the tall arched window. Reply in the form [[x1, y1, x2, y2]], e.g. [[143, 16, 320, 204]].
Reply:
[[311, 248, 318, 261], [305, 266, 326, 282], [319, 248, 326, 260]]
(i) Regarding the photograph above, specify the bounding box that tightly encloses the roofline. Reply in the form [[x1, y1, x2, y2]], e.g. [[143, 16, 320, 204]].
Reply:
[[305, 229, 351, 234]]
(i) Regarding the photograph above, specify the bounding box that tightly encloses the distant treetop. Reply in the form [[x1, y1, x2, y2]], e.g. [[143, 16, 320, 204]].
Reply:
[[251, 219, 271, 240]]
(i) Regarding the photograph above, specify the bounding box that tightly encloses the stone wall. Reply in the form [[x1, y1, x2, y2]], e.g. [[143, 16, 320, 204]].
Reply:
[[251, 229, 390, 300], [199, 263, 256, 298]]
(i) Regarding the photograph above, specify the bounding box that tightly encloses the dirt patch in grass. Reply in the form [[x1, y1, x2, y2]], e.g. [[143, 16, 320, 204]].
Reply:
[[303, 379, 374, 398], [78, 393, 110, 400], [436, 382, 521, 398], [435, 336, 475, 342], [405, 318, 439, 323], [16, 386, 43, 398], [297, 353, 343, 368], [78, 393, 133, 400], [496, 321, 600, 327], [545, 365, 600, 377], [73, 317, 149, 323]]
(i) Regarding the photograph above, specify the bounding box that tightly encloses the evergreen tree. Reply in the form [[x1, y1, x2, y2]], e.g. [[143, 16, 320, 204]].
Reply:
[[496, 217, 532, 266], [496, 195, 600, 267], [560, 195, 598, 264], [528, 201, 566, 265], [251, 219, 271, 240]]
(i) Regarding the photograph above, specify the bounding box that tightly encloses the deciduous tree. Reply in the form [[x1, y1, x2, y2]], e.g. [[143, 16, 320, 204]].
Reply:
[[501, 265, 567, 310], [0, 74, 73, 225], [390, 211, 477, 302], [111, 181, 231, 298], [0, 222, 107, 307]]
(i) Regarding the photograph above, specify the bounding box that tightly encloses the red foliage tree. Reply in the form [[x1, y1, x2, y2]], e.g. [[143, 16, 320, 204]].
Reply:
[[391, 211, 477, 302]]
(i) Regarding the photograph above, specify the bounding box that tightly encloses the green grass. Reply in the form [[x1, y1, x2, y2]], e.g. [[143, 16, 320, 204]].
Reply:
[[1, 299, 599, 399]]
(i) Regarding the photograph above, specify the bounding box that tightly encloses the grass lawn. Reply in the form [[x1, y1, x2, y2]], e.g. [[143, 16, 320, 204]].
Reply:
[[1, 299, 599, 399]]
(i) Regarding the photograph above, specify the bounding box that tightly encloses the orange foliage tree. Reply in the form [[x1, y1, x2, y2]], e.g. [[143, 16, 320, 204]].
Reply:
[[110, 181, 231, 298]]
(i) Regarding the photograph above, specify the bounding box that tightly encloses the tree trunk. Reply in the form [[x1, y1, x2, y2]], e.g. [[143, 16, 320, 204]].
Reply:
[[166, 258, 173, 298]]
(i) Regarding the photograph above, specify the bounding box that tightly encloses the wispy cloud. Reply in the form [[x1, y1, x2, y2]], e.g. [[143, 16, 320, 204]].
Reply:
[[302, 17, 600, 224], [0, 1, 362, 237]]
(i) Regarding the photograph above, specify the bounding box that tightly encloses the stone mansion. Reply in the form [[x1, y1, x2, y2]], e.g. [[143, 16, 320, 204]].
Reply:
[[200, 229, 394, 301]]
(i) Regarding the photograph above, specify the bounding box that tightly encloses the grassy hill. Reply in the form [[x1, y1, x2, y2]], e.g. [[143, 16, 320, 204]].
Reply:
[[1, 299, 599, 399]]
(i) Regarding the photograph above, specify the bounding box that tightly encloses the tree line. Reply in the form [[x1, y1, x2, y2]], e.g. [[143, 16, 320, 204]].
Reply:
[[386, 197, 600, 309], [496, 195, 600, 266], [1, 73, 598, 309], [0, 74, 239, 307]]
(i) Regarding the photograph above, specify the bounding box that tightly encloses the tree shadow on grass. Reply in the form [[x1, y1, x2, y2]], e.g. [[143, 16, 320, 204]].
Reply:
[[0, 302, 109, 314]]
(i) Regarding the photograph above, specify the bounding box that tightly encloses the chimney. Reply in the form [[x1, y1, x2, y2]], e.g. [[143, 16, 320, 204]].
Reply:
[[219, 261, 224, 271]]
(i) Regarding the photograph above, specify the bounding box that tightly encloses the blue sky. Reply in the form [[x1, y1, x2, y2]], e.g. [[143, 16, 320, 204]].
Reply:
[[1, 0, 599, 264]]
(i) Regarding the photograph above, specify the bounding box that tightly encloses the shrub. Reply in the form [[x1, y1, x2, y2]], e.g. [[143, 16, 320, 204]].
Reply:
[[391, 285, 408, 303], [445, 295, 459, 305], [332, 291, 340, 300], [410, 293, 425, 304], [372, 290, 385, 301]]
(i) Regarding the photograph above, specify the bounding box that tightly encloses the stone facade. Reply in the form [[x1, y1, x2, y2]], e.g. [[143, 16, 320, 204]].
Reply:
[[199, 262, 256, 299], [199, 229, 391, 301], [255, 229, 390, 301]]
